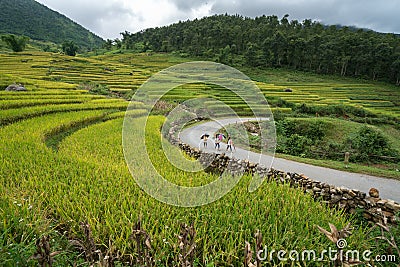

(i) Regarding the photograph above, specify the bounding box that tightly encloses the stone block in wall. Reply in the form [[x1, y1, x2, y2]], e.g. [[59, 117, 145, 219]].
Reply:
[[330, 195, 342, 204], [385, 201, 400, 213]]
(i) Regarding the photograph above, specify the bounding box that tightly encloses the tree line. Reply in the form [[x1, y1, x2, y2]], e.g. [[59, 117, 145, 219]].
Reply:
[[118, 14, 400, 85]]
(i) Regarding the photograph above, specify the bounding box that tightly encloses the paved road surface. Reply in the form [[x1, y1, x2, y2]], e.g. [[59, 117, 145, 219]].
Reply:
[[179, 118, 400, 202]]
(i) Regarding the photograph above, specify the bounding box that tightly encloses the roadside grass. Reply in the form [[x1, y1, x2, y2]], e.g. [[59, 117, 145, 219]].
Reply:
[[275, 153, 400, 180]]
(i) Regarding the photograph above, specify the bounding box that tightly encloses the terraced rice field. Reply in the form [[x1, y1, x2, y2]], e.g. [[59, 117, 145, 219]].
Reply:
[[0, 52, 152, 92], [0, 51, 397, 265], [1, 51, 399, 118], [253, 78, 400, 119], [0, 106, 368, 265]]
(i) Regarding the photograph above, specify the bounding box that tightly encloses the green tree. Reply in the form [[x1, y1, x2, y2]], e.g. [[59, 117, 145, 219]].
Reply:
[[371, 42, 392, 80], [103, 39, 113, 50], [62, 41, 79, 56], [391, 58, 400, 86], [1, 34, 29, 52], [216, 45, 232, 64], [244, 42, 262, 66], [114, 39, 122, 49], [120, 31, 135, 50]]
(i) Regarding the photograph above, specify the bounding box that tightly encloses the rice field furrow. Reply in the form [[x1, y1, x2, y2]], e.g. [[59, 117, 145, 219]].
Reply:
[[0, 99, 88, 109], [0, 101, 143, 126]]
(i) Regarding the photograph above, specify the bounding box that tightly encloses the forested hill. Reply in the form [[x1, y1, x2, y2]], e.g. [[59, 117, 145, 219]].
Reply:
[[0, 0, 104, 49], [122, 14, 400, 85]]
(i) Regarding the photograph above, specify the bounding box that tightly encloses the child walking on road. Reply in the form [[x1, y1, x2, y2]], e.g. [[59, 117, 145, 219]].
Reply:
[[215, 133, 223, 150], [226, 136, 235, 152], [215, 137, 221, 150], [203, 135, 208, 148]]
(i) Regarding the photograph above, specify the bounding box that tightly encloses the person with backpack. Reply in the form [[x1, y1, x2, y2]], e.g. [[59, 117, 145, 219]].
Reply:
[[203, 134, 208, 148], [215, 134, 221, 150]]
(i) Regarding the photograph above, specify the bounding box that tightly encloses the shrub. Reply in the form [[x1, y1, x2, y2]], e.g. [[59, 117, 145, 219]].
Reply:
[[275, 119, 296, 137], [78, 83, 110, 96], [327, 141, 344, 158], [272, 110, 288, 121], [276, 119, 327, 141], [348, 126, 396, 162], [296, 120, 327, 141], [1, 34, 29, 52], [62, 41, 79, 56], [284, 134, 312, 156], [294, 103, 375, 119]]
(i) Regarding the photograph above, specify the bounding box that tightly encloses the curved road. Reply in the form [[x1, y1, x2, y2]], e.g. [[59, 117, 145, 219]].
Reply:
[[179, 118, 400, 202]]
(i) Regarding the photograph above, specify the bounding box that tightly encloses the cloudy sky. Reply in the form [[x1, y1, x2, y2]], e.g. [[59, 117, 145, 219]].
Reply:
[[35, 0, 400, 39]]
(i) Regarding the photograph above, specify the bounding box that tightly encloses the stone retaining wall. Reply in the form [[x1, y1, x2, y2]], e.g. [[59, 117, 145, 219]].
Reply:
[[167, 122, 400, 224]]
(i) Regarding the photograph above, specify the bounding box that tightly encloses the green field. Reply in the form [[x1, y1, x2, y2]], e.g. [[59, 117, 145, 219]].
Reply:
[[1, 51, 399, 265]]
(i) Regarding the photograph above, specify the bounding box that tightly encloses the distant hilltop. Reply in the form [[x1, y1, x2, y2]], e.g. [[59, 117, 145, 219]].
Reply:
[[0, 0, 104, 50]]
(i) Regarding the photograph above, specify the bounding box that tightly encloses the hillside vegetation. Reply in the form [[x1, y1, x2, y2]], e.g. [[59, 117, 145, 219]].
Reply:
[[0, 0, 104, 50], [120, 14, 400, 85]]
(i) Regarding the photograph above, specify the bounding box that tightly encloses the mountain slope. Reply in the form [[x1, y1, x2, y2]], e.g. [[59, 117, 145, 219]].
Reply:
[[0, 0, 104, 49]]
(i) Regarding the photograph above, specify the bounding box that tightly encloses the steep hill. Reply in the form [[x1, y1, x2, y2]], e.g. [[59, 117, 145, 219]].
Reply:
[[0, 0, 104, 50]]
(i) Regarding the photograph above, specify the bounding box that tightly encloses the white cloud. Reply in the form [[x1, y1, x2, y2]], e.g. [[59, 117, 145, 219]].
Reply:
[[35, 0, 400, 39]]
